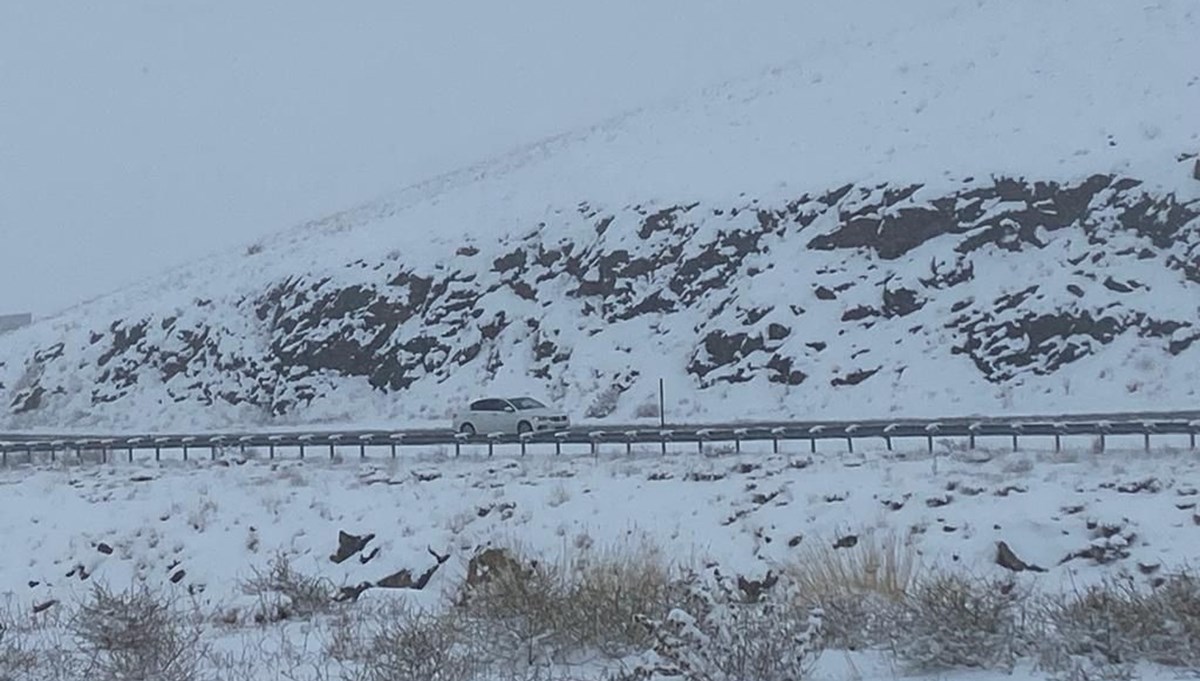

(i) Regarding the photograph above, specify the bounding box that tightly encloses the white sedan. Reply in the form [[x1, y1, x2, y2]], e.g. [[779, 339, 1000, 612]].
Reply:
[[453, 397, 570, 436]]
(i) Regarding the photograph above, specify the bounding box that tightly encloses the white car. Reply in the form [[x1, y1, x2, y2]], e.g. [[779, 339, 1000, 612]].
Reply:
[[453, 397, 570, 436]]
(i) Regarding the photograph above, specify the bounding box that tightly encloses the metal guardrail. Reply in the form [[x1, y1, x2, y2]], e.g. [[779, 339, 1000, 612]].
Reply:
[[1, 412, 1199, 465]]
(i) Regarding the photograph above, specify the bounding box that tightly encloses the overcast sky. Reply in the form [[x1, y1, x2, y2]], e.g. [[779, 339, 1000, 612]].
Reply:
[[0, 1, 819, 316]]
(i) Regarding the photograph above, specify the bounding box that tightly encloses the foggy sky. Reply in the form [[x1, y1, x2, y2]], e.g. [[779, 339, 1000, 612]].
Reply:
[[0, 1, 814, 316]]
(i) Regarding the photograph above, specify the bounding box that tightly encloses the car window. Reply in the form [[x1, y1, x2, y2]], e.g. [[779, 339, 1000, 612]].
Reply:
[[475, 399, 507, 412], [510, 398, 546, 410]]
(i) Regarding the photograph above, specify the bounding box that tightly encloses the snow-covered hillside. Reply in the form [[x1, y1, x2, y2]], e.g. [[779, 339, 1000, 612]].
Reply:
[[1, 0, 1198, 431]]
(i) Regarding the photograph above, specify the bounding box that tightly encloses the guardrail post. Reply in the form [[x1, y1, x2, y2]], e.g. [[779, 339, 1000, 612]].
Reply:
[[624, 430, 637, 456], [454, 433, 468, 458], [555, 431, 568, 456], [520, 432, 533, 457], [182, 443, 189, 461], [154, 444, 160, 462], [924, 423, 942, 455], [968, 422, 982, 450], [128, 445, 134, 462], [883, 424, 897, 452], [771, 427, 784, 455], [1142, 423, 1154, 453], [659, 430, 673, 456], [2, 448, 6, 466], [808, 426, 822, 455], [845, 425, 859, 454], [299, 443, 306, 459]]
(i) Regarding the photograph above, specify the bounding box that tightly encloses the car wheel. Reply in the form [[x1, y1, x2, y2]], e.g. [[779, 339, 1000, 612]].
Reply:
[[517, 421, 533, 435], [460, 423, 476, 436]]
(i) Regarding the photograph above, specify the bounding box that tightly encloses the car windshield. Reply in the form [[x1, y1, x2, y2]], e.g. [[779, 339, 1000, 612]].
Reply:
[[509, 398, 546, 410]]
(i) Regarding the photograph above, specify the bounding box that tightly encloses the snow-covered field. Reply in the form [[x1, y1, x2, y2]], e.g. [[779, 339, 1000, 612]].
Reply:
[[3, 441, 1200, 678]]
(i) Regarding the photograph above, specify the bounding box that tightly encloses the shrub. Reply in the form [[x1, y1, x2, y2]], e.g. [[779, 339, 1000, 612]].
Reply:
[[635, 569, 824, 681], [784, 533, 919, 649], [331, 604, 477, 681], [241, 554, 337, 623], [458, 543, 679, 666], [0, 621, 39, 681], [888, 573, 1030, 673], [1040, 572, 1200, 677], [71, 584, 206, 681]]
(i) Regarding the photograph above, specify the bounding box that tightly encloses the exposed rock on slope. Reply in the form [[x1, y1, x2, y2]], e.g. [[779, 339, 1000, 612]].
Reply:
[[1, 174, 1198, 429]]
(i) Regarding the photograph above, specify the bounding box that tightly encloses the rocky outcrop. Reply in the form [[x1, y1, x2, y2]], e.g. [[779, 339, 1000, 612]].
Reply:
[[2, 174, 1197, 426]]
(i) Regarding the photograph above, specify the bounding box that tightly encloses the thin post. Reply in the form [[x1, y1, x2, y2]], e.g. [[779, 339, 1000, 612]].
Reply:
[[810, 438, 816, 454], [455, 441, 462, 458], [488, 440, 495, 458], [182, 445, 189, 461], [969, 433, 976, 449], [269, 443, 276, 459], [210, 446, 217, 461], [299, 443, 306, 459], [556, 439, 562, 456], [1143, 432, 1151, 453], [1011, 434, 1019, 452], [128, 446, 134, 463], [360, 443, 367, 459], [658, 378, 665, 429], [390, 443, 397, 458], [1, 449, 6, 466], [847, 436, 854, 454], [154, 446, 160, 462], [772, 437, 779, 454], [1099, 433, 1106, 453], [885, 436, 892, 451], [1054, 433, 1061, 453], [926, 435, 933, 454], [1191, 431, 1196, 450], [330, 443, 336, 459], [521, 437, 528, 457]]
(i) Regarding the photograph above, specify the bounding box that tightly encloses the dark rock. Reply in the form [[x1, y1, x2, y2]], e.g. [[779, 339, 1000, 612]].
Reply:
[[330, 531, 375, 564], [96, 543, 113, 555], [995, 541, 1046, 573], [170, 570, 186, 584], [1117, 478, 1161, 494], [831, 367, 880, 387], [32, 600, 57, 614], [833, 534, 858, 549], [814, 286, 837, 300]]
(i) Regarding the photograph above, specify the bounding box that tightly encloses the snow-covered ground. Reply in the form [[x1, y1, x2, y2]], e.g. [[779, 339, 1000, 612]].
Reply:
[[3, 440, 1200, 678]]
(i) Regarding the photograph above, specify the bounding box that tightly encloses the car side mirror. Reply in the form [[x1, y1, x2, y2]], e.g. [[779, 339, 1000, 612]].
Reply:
[[504, 405, 515, 413]]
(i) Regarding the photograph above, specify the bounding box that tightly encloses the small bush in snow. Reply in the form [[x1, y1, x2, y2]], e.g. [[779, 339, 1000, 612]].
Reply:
[[459, 543, 678, 666], [888, 573, 1029, 673], [71, 584, 206, 681], [330, 604, 477, 681], [785, 532, 919, 649], [1040, 572, 1200, 677], [241, 553, 337, 623], [0, 621, 39, 681], [634, 570, 823, 681]]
